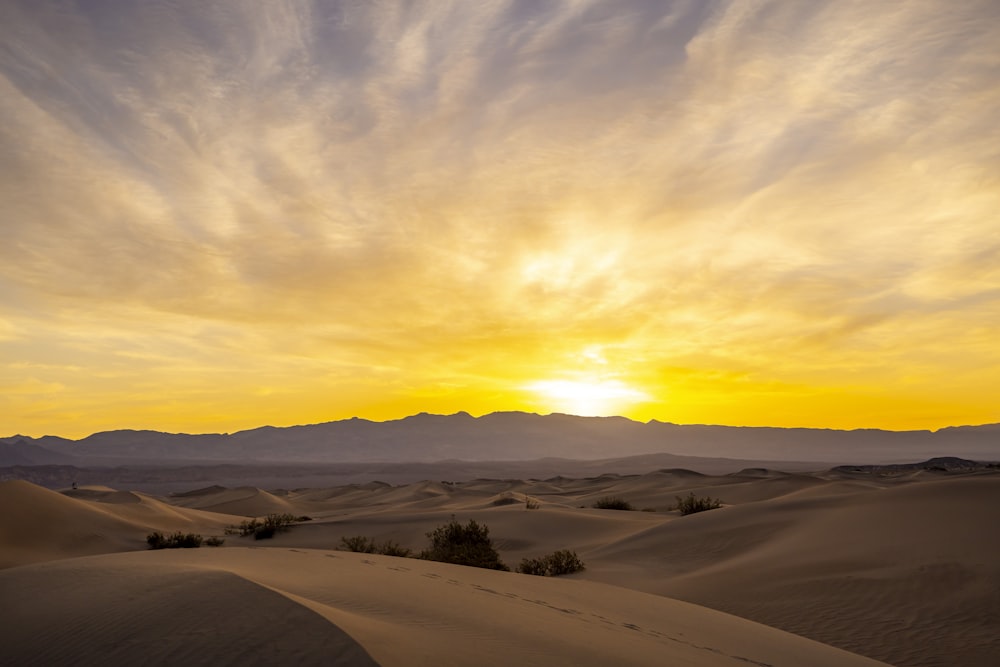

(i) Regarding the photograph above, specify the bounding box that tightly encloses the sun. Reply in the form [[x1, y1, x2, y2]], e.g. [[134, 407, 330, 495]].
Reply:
[[525, 378, 649, 417]]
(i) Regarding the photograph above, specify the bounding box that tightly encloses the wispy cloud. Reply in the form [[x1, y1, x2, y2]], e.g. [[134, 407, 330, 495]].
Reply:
[[1, 0, 998, 436]]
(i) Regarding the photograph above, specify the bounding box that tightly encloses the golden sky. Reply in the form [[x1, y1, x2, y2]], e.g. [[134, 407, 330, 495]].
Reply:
[[2, 1, 999, 438]]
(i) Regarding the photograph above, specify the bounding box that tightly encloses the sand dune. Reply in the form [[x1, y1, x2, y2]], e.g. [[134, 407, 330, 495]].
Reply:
[[0, 480, 233, 568], [585, 475, 1000, 667], [0, 547, 887, 667], [167, 485, 302, 517], [2, 467, 997, 666], [0, 556, 377, 666], [0, 480, 142, 569]]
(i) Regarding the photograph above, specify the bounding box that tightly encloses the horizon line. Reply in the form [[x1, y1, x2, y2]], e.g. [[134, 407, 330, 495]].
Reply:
[[6, 410, 998, 442]]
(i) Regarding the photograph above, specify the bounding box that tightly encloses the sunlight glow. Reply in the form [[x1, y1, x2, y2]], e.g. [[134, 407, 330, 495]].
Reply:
[[526, 379, 651, 417]]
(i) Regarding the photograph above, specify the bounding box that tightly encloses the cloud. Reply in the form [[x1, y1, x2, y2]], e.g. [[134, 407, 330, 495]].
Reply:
[[1, 0, 999, 435]]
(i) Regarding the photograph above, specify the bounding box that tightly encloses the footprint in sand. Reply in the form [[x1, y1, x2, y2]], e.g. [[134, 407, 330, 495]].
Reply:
[[471, 584, 502, 595]]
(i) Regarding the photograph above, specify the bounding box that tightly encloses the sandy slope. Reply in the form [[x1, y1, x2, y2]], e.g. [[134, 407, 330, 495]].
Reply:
[[0, 547, 887, 667], [0, 480, 233, 568], [2, 469, 997, 666], [0, 556, 376, 666], [584, 475, 1000, 667], [167, 485, 301, 517]]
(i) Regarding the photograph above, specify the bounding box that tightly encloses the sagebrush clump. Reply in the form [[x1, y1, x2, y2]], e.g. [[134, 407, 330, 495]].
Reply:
[[673, 492, 722, 515], [340, 535, 412, 557], [339, 518, 590, 577], [225, 513, 302, 540], [592, 496, 634, 511], [517, 549, 585, 576], [146, 531, 203, 549], [340, 518, 509, 570], [419, 517, 510, 571]]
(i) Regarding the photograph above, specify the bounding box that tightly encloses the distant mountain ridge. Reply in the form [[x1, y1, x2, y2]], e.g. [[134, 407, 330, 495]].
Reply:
[[2, 411, 998, 467]]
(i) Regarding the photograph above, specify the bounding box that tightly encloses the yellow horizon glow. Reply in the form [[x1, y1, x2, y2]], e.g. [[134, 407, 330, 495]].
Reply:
[[2, 2, 999, 439], [525, 378, 651, 418]]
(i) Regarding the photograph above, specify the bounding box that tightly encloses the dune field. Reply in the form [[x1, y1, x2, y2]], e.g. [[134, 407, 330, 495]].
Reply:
[[2, 466, 997, 666]]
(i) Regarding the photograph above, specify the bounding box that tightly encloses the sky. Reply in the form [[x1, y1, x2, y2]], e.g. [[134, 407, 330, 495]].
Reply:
[[2, 0, 999, 439]]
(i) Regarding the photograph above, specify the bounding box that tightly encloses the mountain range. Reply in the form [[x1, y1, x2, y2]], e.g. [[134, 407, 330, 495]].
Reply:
[[3, 411, 998, 468]]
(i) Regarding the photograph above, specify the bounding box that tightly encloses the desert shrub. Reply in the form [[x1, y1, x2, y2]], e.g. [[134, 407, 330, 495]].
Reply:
[[545, 549, 585, 575], [378, 540, 412, 557], [232, 519, 260, 537], [173, 533, 203, 548], [673, 492, 722, 516], [263, 513, 298, 530], [146, 531, 203, 549], [592, 496, 634, 511], [419, 517, 509, 571], [517, 549, 585, 576], [339, 535, 412, 557], [253, 526, 276, 540], [340, 535, 377, 553], [517, 557, 549, 576], [205, 536, 225, 547], [525, 496, 540, 510], [228, 513, 299, 539]]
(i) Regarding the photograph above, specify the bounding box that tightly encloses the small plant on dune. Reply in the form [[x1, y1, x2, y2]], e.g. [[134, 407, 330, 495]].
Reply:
[[517, 549, 585, 576], [253, 525, 276, 540], [517, 556, 549, 576], [525, 496, 540, 510], [545, 549, 585, 575], [229, 518, 259, 537], [592, 496, 634, 511], [339, 535, 413, 557], [673, 492, 722, 516], [340, 535, 377, 553], [227, 513, 300, 540], [146, 531, 167, 549], [517, 551, 583, 576], [264, 513, 298, 530], [146, 531, 204, 549], [419, 517, 510, 571], [204, 536, 225, 547], [378, 540, 412, 557]]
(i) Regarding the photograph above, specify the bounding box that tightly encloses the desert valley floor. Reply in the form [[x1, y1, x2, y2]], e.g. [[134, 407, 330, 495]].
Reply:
[[2, 465, 998, 666]]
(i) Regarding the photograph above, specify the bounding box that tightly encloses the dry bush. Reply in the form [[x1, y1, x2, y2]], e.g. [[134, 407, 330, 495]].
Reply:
[[517, 549, 585, 576], [673, 492, 722, 516], [339, 535, 413, 557], [592, 496, 634, 511], [419, 517, 509, 571], [146, 531, 203, 549], [227, 513, 300, 540]]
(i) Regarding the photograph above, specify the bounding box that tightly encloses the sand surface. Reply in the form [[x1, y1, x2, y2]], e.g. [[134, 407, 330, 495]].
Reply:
[[2, 467, 998, 666]]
